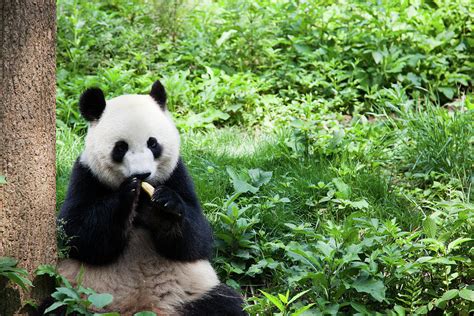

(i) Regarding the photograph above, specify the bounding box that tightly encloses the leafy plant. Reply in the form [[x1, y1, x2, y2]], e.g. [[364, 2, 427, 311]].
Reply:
[[55, 0, 474, 314], [36, 265, 114, 315], [255, 289, 314, 316], [36, 265, 158, 316], [0, 257, 32, 291], [226, 167, 272, 194]]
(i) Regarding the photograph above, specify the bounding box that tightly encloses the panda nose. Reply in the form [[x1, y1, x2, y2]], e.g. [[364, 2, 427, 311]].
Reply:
[[132, 172, 151, 180]]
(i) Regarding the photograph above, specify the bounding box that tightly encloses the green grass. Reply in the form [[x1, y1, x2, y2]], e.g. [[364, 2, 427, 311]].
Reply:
[[55, 109, 473, 314], [51, 0, 474, 314], [402, 106, 473, 180], [56, 127, 83, 209]]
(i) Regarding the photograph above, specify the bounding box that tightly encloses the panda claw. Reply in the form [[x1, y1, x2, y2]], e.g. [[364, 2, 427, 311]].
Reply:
[[148, 186, 185, 221], [119, 176, 142, 204]]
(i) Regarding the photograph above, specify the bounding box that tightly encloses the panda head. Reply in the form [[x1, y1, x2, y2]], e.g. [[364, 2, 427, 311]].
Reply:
[[79, 80, 180, 188]]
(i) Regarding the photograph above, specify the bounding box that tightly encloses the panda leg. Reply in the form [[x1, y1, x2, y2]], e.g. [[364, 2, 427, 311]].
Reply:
[[181, 284, 247, 316]]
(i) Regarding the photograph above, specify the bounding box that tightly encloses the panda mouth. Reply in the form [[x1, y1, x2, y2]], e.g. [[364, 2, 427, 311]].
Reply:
[[131, 172, 151, 180]]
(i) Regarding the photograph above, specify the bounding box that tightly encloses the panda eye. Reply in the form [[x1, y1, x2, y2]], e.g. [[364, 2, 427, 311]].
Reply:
[[147, 137, 158, 149], [115, 141, 128, 152], [147, 137, 162, 159], [111, 140, 128, 163]]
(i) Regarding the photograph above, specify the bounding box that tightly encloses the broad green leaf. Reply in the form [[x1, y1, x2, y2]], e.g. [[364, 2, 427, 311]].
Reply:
[[459, 288, 474, 301], [134, 312, 157, 316], [0, 257, 18, 268], [278, 293, 288, 304], [350, 302, 369, 313], [291, 303, 315, 316], [225, 166, 241, 182], [232, 179, 259, 194], [226, 167, 259, 193], [438, 87, 455, 99], [416, 256, 433, 264], [352, 278, 386, 302], [394, 305, 406, 315], [423, 216, 437, 238], [372, 51, 383, 64], [3, 272, 32, 291], [437, 289, 458, 304], [332, 178, 351, 199], [44, 302, 67, 314], [415, 306, 428, 314], [260, 291, 285, 312], [288, 289, 311, 304], [349, 199, 369, 210], [294, 44, 312, 55], [0, 175, 6, 184], [218, 213, 233, 225], [56, 287, 80, 300], [248, 168, 272, 188], [88, 293, 113, 308], [428, 257, 455, 265], [316, 241, 334, 258], [235, 250, 251, 259], [447, 238, 472, 253], [35, 264, 57, 277], [216, 30, 237, 47], [225, 279, 240, 290], [406, 73, 421, 86]]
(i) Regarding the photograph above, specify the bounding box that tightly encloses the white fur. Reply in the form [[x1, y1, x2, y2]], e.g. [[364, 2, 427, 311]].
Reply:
[[58, 229, 220, 315], [81, 94, 180, 188]]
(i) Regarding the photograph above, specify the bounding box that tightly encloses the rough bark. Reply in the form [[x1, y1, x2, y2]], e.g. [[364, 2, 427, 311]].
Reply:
[[0, 0, 57, 314]]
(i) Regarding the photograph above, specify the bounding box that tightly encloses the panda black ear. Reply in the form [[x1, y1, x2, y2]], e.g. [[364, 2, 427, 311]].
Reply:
[[150, 80, 166, 110], [79, 88, 106, 121]]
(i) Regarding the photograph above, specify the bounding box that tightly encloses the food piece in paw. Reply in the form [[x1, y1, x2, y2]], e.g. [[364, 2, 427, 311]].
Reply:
[[141, 181, 155, 198]]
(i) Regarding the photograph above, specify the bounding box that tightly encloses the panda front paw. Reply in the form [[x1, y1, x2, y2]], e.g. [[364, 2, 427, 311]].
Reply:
[[150, 186, 185, 221], [119, 176, 141, 205]]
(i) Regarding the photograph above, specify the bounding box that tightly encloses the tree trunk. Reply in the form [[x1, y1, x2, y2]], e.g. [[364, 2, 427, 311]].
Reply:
[[0, 0, 57, 314]]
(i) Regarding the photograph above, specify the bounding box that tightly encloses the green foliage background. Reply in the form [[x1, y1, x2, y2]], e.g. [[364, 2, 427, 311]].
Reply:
[[53, 0, 473, 315]]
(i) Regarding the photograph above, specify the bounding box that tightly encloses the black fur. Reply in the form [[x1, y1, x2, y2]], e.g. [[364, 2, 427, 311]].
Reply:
[[181, 284, 247, 316], [79, 88, 106, 121], [111, 140, 128, 163], [147, 137, 162, 158], [59, 158, 213, 264], [149, 80, 167, 109], [134, 160, 213, 261], [58, 164, 140, 265]]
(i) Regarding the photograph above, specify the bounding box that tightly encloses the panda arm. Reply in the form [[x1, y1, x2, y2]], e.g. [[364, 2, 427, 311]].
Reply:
[[136, 159, 214, 261], [58, 160, 137, 265]]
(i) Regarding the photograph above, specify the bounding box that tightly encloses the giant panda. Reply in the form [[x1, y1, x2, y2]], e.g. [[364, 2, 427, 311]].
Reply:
[[49, 81, 246, 315]]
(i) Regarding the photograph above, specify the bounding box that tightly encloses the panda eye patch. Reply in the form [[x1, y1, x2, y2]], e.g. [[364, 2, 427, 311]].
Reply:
[[111, 140, 128, 163], [147, 137, 158, 148], [147, 137, 162, 159]]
